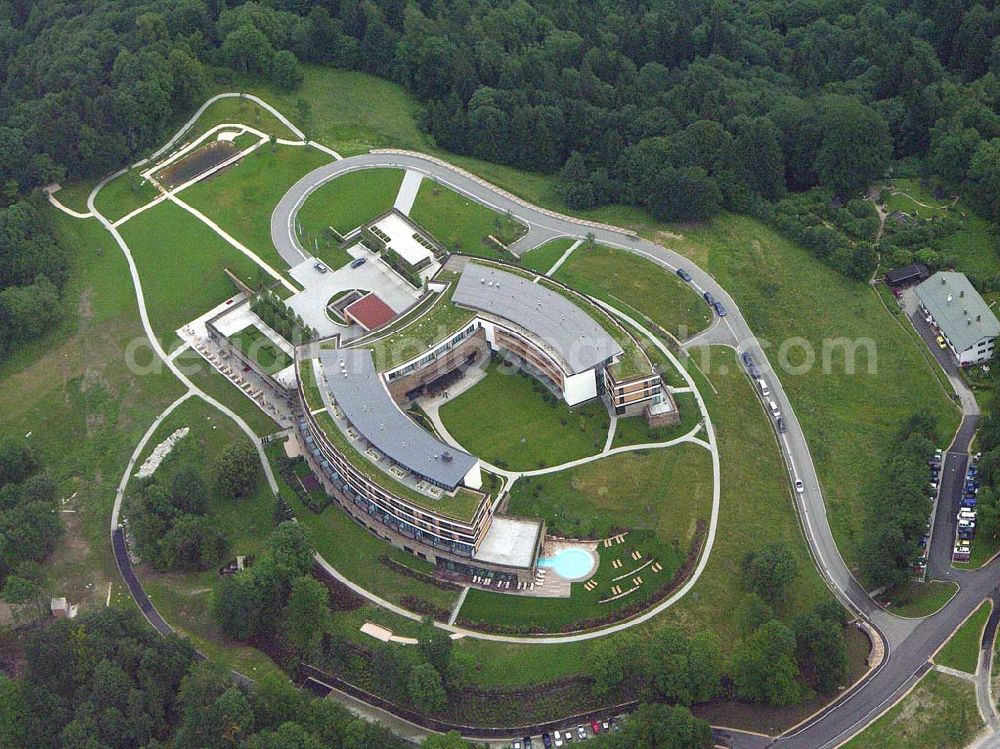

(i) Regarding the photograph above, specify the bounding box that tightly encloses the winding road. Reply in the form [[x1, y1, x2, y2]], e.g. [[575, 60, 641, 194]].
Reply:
[[65, 90, 999, 748], [271, 149, 1000, 748]]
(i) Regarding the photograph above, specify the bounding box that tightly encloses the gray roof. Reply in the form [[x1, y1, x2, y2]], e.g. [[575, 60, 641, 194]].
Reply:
[[452, 264, 622, 374], [916, 272, 1000, 353], [319, 348, 478, 489]]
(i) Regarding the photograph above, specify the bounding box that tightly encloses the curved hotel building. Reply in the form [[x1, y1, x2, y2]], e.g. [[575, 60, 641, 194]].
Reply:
[[296, 262, 679, 584]]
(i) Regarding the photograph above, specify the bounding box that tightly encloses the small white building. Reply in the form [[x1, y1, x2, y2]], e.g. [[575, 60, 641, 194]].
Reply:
[[916, 272, 999, 366]]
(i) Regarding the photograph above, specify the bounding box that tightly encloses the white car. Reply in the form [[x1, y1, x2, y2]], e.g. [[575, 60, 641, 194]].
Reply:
[[578, 725, 588, 740], [794, 480, 805, 493], [554, 731, 564, 747], [769, 400, 781, 418]]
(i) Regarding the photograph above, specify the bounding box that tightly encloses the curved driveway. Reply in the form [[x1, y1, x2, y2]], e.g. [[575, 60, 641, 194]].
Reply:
[[273, 150, 1000, 748]]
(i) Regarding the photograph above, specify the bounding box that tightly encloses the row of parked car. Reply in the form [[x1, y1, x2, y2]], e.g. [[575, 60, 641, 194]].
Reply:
[[675, 267, 727, 317], [509, 719, 617, 748], [953, 452, 982, 563], [740, 351, 788, 436]]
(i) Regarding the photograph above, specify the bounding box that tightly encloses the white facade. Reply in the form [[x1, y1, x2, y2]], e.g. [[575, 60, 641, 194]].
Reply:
[[463, 461, 484, 490], [563, 369, 599, 405], [957, 335, 996, 366]]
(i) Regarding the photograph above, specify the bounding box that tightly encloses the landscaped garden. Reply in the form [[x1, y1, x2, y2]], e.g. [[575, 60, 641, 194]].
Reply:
[[297, 167, 404, 238], [457, 530, 686, 632], [410, 179, 526, 258], [439, 359, 611, 470], [552, 243, 712, 340], [610, 392, 701, 448]]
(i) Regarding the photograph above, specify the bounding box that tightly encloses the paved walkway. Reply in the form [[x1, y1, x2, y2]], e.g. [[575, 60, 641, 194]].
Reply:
[[394, 169, 423, 215], [546, 238, 583, 275]]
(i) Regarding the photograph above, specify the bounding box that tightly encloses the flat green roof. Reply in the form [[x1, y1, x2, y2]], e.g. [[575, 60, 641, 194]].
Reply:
[[365, 272, 476, 371]]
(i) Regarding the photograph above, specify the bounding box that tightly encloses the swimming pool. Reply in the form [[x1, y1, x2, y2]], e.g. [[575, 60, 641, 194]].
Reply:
[[539, 547, 596, 580]]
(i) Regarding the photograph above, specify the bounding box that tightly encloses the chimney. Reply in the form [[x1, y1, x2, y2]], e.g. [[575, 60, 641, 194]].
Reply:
[[960, 289, 965, 298], [977, 314, 982, 322]]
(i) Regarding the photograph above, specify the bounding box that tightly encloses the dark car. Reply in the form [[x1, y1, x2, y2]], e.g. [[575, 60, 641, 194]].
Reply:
[[703, 291, 716, 305], [714, 301, 727, 317], [542, 733, 552, 749], [349, 257, 367, 269], [676, 268, 692, 282], [741, 352, 754, 369], [777, 417, 787, 433], [524, 738, 533, 749]]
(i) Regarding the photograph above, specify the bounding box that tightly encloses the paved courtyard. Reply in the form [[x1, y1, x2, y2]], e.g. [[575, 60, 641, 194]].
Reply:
[[286, 244, 422, 338]]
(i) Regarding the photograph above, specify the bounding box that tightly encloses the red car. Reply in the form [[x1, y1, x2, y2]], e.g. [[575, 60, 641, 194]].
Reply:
[[591, 721, 601, 734]]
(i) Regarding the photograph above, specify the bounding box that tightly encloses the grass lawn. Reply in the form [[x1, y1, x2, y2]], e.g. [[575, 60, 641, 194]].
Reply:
[[54, 178, 100, 214], [659, 348, 832, 641], [177, 95, 299, 144], [670, 214, 959, 572], [228, 325, 292, 372], [508, 442, 711, 547], [885, 179, 951, 219], [180, 143, 332, 272], [242, 66, 429, 156], [410, 179, 526, 258], [610, 392, 701, 449], [118, 200, 267, 346], [297, 167, 404, 239], [840, 670, 982, 749], [0, 210, 188, 619], [938, 209, 1000, 280], [935, 601, 992, 674], [458, 530, 683, 632], [882, 581, 958, 618], [94, 170, 160, 222], [553, 244, 711, 341], [439, 360, 610, 470], [520, 238, 578, 274]]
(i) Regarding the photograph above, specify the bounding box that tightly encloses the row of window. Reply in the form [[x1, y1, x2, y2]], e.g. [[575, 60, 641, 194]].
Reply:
[[386, 322, 480, 382]]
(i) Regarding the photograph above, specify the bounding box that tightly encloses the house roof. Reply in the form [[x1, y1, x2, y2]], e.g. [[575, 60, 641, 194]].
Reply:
[[344, 292, 396, 331], [318, 348, 478, 489], [452, 263, 622, 374], [916, 272, 1000, 352], [885, 263, 929, 286], [370, 212, 435, 268]]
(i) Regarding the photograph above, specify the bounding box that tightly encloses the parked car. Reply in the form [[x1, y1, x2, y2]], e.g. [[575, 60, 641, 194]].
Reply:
[[542, 733, 552, 748], [578, 725, 588, 740], [714, 301, 727, 317], [314, 261, 328, 273], [794, 480, 805, 493], [553, 730, 564, 747], [741, 352, 754, 369], [757, 378, 770, 397], [769, 400, 781, 418], [936, 335, 947, 349], [591, 721, 602, 735], [703, 291, 716, 306], [777, 417, 787, 433], [512, 741, 522, 749], [350, 257, 367, 269], [524, 739, 533, 749], [676, 268, 692, 282]]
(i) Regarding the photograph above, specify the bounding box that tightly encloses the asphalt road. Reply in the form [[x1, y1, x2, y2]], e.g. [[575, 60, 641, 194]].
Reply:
[[271, 151, 999, 748]]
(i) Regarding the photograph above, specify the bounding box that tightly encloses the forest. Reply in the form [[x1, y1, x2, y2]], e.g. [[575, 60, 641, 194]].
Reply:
[[3, 0, 1000, 349]]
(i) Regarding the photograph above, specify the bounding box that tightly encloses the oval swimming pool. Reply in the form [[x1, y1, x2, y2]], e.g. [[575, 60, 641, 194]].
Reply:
[[539, 548, 596, 580]]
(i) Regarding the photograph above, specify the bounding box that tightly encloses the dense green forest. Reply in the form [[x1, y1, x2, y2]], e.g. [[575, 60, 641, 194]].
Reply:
[[3, 0, 1000, 348]]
